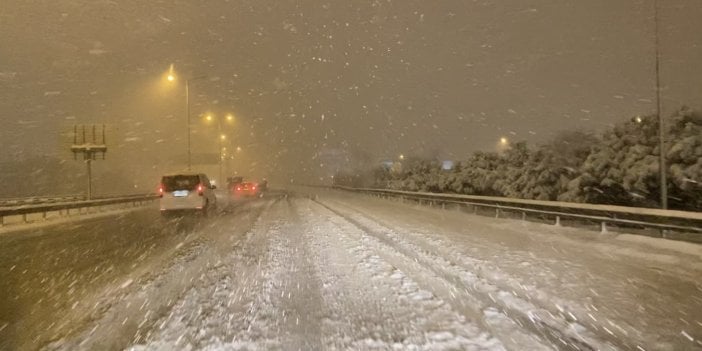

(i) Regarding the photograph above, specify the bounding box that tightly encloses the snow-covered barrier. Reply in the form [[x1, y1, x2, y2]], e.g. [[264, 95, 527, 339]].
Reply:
[[334, 186, 702, 241], [0, 194, 158, 226], [0, 194, 85, 207]]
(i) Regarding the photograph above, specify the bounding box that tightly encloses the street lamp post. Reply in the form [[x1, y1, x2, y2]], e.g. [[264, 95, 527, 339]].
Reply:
[[654, 0, 668, 209], [218, 119, 224, 186], [185, 76, 207, 170], [168, 71, 206, 171], [186, 78, 191, 170]]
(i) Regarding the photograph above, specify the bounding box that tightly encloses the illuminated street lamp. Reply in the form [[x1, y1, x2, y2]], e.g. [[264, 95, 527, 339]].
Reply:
[[500, 137, 509, 145], [399, 154, 405, 160]]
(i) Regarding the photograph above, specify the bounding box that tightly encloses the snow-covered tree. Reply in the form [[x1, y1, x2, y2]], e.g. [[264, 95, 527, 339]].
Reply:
[[454, 151, 503, 196], [560, 114, 660, 206], [495, 141, 531, 198], [360, 107, 701, 211], [666, 106, 702, 210], [513, 130, 600, 201]]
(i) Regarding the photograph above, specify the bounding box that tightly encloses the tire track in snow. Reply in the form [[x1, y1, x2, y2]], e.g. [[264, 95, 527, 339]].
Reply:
[[127, 198, 285, 350], [299, 198, 507, 351], [312, 198, 615, 351], [322, 195, 701, 350], [272, 197, 326, 350], [46, 199, 274, 350], [128, 195, 328, 350]]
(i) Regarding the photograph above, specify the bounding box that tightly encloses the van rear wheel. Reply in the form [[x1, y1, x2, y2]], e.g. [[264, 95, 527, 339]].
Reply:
[[201, 201, 209, 217]]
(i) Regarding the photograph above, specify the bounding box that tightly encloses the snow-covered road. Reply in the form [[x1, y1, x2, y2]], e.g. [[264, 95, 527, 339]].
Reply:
[[1, 190, 701, 350]]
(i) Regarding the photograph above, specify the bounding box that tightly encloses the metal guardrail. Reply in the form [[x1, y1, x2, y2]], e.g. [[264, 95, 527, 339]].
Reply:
[[333, 186, 702, 239], [0, 194, 86, 207], [0, 194, 158, 226]]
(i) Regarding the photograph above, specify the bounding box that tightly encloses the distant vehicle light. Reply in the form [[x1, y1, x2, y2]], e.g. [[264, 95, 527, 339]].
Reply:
[[197, 184, 204, 196]]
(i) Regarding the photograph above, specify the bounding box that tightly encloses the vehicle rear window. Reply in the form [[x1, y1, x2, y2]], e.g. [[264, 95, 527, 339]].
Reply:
[[162, 175, 199, 192]]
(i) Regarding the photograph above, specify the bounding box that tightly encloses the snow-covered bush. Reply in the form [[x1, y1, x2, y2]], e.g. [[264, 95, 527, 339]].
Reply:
[[338, 107, 702, 210]]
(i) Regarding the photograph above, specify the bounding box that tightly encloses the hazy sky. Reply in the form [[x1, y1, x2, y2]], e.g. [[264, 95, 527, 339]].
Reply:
[[1, 0, 701, 185]]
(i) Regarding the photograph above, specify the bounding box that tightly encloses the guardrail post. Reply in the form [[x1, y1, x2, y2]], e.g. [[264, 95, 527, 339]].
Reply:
[[522, 212, 526, 221], [22, 213, 28, 223], [0, 216, 4, 226], [495, 208, 500, 218], [600, 222, 608, 234], [555, 216, 561, 226]]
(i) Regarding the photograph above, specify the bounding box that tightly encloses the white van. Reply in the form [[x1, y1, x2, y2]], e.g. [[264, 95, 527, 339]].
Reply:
[[159, 173, 217, 216]]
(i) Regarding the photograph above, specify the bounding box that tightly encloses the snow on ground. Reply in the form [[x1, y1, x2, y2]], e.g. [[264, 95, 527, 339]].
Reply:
[[128, 219, 285, 350], [127, 198, 321, 351], [20, 190, 702, 350], [614, 233, 702, 258], [40, 200, 271, 351], [127, 197, 511, 350], [300, 201, 509, 351], [0, 203, 155, 235], [313, 190, 702, 350]]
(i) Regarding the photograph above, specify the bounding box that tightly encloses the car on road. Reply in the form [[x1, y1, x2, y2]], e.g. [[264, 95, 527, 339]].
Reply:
[[232, 181, 261, 198], [159, 173, 217, 216], [258, 178, 268, 192], [227, 176, 244, 193]]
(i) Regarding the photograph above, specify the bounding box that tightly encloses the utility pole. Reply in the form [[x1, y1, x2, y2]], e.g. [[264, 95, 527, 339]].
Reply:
[[654, 0, 668, 209], [186, 79, 191, 170], [184, 76, 208, 171], [71, 125, 107, 200], [218, 117, 223, 186]]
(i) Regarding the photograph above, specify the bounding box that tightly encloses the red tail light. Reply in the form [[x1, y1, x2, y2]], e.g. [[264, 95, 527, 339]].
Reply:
[[197, 184, 204, 196], [252, 185, 257, 190], [158, 184, 164, 197], [236, 186, 242, 191]]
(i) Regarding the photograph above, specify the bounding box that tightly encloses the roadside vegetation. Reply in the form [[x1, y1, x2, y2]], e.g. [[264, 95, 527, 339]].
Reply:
[[334, 107, 702, 211]]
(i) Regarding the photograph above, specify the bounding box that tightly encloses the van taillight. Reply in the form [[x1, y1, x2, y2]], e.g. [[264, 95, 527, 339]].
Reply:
[[197, 184, 204, 196], [158, 184, 164, 197]]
